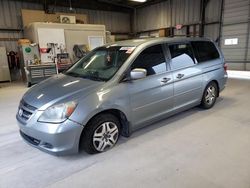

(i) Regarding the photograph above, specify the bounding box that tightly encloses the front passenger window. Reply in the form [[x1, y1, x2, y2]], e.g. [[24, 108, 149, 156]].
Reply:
[[131, 44, 167, 76]]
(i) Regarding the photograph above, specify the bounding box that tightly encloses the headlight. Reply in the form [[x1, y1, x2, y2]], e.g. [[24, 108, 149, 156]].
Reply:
[[38, 101, 77, 123]]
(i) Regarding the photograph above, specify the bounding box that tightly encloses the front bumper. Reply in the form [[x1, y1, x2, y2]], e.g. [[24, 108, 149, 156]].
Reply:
[[17, 114, 83, 155]]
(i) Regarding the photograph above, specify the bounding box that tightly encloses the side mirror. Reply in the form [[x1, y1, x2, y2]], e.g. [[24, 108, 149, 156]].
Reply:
[[130, 68, 147, 80]]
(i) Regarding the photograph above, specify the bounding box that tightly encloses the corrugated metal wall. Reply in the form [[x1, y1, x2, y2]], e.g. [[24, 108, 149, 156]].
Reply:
[[136, 0, 221, 42], [204, 0, 221, 41], [221, 0, 250, 70], [0, 0, 42, 51], [136, 1, 171, 31], [136, 0, 201, 32], [0, 0, 130, 52]]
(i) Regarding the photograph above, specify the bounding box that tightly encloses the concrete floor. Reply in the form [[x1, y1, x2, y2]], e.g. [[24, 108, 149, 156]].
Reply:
[[0, 78, 250, 188]]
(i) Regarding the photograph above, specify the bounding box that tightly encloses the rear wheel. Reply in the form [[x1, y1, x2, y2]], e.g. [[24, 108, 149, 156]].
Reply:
[[200, 82, 218, 109], [80, 113, 120, 154]]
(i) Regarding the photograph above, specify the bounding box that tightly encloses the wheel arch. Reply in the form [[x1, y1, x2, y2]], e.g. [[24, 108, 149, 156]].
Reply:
[[89, 109, 130, 136], [79, 108, 131, 150], [208, 80, 220, 97]]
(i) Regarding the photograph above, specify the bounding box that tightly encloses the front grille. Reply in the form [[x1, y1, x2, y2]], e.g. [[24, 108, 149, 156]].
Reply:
[[20, 131, 40, 146], [21, 100, 37, 111], [20, 109, 32, 120], [18, 100, 37, 121]]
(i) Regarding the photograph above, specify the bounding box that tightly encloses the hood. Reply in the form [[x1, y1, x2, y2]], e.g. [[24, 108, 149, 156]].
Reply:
[[23, 74, 104, 109]]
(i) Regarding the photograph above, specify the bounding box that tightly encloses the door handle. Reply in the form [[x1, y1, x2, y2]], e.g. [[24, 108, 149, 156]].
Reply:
[[161, 77, 171, 83], [176, 73, 184, 79]]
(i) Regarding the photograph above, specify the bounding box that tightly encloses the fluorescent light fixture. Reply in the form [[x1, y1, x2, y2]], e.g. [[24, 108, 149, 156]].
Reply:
[[130, 0, 147, 2]]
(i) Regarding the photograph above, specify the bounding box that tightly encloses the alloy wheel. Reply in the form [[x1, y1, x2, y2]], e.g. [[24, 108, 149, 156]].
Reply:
[[205, 86, 216, 105], [93, 122, 119, 152]]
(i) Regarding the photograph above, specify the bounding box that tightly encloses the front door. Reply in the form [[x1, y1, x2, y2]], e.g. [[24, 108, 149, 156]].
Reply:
[[128, 44, 174, 128]]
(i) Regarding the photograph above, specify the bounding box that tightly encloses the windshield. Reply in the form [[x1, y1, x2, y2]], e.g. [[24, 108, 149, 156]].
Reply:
[[65, 46, 135, 81]]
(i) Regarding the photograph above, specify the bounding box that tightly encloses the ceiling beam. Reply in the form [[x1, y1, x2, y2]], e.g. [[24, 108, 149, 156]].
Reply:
[[10, 0, 132, 12], [98, 0, 134, 9], [135, 0, 168, 8]]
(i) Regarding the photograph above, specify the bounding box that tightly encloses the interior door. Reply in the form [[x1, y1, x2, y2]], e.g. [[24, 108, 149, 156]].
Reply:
[[128, 44, 174, 128], [168, 43, 203, 109]]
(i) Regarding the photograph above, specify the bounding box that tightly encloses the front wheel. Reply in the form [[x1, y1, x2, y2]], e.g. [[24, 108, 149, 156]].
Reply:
[[200, 82, 218, 109], [80, 113, 120, 154]]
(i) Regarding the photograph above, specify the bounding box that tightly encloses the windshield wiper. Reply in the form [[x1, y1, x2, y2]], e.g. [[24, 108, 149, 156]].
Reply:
[[81, 75, 106, 82], [83, 71, 106, 82], [65, 72, 80, 77]]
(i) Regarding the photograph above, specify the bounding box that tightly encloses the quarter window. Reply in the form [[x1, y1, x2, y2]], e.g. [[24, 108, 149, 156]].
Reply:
[[169, 43, 195, 70], [191, 41, 220, 63], [131, 44, 167, 76]]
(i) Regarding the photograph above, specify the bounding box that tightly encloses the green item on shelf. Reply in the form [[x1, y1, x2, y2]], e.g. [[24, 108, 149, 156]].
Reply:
[[25, 47, 31, 53]]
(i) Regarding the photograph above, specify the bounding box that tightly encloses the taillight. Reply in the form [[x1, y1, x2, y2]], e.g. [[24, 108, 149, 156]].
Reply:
[[223, 63, 228, 72]]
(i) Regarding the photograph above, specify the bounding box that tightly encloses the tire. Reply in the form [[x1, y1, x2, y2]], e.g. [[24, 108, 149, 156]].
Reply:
[[80, 113, 120, 154], [200, 81, 218, 109]]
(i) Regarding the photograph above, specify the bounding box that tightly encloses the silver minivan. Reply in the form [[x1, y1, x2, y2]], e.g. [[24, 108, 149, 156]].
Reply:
[[16, 38, 228, 155]]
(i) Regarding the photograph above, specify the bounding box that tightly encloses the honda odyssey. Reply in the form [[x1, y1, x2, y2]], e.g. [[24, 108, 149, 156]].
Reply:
[[16, 37, 228, 155]]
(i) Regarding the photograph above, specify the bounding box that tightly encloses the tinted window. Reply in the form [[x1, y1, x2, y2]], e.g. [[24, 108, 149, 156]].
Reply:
[[169, 43, 195, 70], [131, 44, 167, 76], [191, 41, 220, 63]]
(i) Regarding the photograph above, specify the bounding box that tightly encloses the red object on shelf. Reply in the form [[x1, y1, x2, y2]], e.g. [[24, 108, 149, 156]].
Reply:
[[40, 48, 48, 53]]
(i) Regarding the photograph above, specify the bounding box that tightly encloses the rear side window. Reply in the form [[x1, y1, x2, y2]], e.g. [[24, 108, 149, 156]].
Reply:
[[191, 41, 220, 63], [131, 44, 167, 76], [169, 43, 195, 70]]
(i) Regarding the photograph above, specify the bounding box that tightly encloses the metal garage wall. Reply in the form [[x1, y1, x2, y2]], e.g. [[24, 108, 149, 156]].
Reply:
[[171, 0, 201, 26], [0, 0, 42, 51], [204, 0, 222, 41], [205, 0, 221, 23], [0, 0, 130, 52], [221, 0, 250, 70], [136, 1, 171, 31], [136, 0, 221, 42], [204, 24, 220, 41], [136, 0, 201, 32]]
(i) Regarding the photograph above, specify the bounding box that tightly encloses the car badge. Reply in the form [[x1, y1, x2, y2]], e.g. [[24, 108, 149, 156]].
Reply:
[[19, 108, 23, 117]]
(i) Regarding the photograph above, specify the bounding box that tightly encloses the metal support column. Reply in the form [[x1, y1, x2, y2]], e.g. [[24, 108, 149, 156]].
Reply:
[[199, 0, 210, 37], [218, 0, 224, 47], [244, 0, 250, 70]]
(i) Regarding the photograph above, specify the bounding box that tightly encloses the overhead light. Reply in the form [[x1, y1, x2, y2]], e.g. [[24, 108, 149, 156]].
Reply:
[[130, 0, 147, 2]]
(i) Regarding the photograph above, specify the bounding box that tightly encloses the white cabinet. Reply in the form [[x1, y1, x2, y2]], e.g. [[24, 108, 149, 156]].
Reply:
[[0, 47, 11, 82]]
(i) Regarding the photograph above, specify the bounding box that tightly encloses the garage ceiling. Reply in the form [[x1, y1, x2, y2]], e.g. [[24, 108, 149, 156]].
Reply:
[[12, 0, 166, 12], [99, 0, 166, 8]]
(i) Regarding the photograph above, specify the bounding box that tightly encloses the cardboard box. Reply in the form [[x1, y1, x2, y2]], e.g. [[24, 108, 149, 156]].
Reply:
[[159, 29, 166, 37]]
